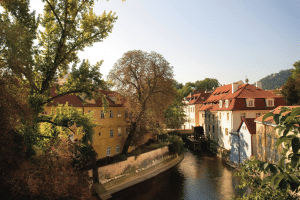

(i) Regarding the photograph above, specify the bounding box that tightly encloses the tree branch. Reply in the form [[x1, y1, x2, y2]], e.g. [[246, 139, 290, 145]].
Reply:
[[39, 119, 76, 134], [45, 0, 63, 30]]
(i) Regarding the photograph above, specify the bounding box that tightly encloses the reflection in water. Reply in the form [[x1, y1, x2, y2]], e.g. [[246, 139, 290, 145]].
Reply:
[[111, 150, 249, 200]]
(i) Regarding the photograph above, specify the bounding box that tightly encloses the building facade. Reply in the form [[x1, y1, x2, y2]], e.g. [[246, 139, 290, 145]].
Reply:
[[182, 90, 212, 130], [44, 87, 128, 159], [199, 81, 286, 150]]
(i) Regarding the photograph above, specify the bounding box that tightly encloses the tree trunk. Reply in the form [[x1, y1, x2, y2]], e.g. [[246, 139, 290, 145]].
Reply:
[[121, 122, 137, 155]]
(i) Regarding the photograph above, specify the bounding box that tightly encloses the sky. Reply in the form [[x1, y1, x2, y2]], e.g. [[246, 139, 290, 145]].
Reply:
[[29, 0, 300, 85]]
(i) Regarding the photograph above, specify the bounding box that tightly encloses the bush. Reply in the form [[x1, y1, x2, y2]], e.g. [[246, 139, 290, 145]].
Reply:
[[168, 136, 184, 155]]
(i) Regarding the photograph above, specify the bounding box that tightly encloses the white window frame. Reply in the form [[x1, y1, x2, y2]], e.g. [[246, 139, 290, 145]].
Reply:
[[246, 99, 255, 107], [224, 99, 229, 108], [117, 110, 121, 117], [107, 147, 111, 156], [110, 129, 114, 137], [219, 100, 222, 108], [100, 110, 105, 119], [266, 99, 274, 107]]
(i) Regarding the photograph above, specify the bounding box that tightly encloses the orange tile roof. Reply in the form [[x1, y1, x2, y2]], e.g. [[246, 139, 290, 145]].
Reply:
[[237, 118, 256, 135], [49, 86, 123, 107], [199, 84, 286, 111], [189, 92, 211, 105], [255, 106, 300, 125]]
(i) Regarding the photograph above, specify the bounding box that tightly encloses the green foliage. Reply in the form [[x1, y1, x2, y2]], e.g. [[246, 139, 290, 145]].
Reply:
[[165, 88, 186, 129], [234, 106, 300, 199], [178, 78, 219, 97], [258, 69, 292, 90], [168, 135, 185, 155], [282, 74, 300, 105], [194, 78, 219, 90], [0, 0, 117, 198], [291, 61, 300, 79]]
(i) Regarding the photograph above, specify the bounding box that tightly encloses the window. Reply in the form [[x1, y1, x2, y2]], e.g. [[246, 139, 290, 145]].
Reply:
[[241, 113, 246, 120], [99, 132, 101, 136], [110, 129, 114, 137], [225, 128, 228, 136], [267, 135, 272, 162], [266, 99, 274, 107], [256, 113, 261, 118], [224, 100, 229, 108], [69, 133, 74, 142], [118, 128, 121, 136], [219, 100, 222, 108], [116, 145, 120, 154], [117, 110, 121, 117], [107, 147, 111, 156], [227, 113, 229, 121], [100, 110, 105, 119], [249, 100, 253, 107], [109, 110, 113, 118], [219, 113, 221, 119]]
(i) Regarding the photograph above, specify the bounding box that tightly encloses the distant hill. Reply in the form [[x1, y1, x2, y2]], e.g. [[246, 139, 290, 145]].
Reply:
[[258, 69, 292, 90]]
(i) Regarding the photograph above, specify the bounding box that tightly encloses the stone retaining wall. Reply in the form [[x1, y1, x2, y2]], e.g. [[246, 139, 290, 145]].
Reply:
[[96, 146, 170, 183]]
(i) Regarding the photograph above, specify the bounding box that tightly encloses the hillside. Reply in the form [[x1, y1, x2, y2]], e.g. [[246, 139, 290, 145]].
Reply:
[[258, 69, 292, 90]]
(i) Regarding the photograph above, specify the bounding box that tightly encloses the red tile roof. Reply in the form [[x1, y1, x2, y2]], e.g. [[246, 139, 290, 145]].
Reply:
[[199, 84, 286, 111], [255, 106, 300, 125], [237, 118, 256, 135], [188, 92, 211, 105], [48, 87, 123, 107]]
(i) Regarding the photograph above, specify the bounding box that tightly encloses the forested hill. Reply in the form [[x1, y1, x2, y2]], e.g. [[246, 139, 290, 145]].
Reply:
[[258, 69, 292, 90]]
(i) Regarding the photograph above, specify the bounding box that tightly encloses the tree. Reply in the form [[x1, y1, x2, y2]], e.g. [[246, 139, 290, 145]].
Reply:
[[194, 78, 219, 90], [0, 0, 117, 198], [291, 61, 300, 79], [234, 107, 300, 200], [108, 50, 176, 154], [282, 74, 300, 105], [165, 87, 186, 130]]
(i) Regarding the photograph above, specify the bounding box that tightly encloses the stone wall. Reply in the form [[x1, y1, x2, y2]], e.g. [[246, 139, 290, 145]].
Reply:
[[96, 146, 170, 183]]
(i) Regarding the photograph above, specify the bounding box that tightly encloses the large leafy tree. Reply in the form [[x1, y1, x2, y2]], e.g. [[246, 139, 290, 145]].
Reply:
[[0, 0, 117, 198], [108, 50, 176, 154], [234, 107, 300, 200], [0, 0, 117, 150]]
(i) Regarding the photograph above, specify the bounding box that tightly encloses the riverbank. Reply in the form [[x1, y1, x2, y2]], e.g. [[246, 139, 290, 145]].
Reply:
[[95, 153, 184, 200]]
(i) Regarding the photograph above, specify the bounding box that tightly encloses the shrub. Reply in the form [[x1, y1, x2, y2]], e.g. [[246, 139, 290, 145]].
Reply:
[[168, 136, 185, 155]]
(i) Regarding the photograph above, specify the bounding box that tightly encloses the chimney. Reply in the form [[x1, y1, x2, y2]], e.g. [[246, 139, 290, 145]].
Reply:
[[232, 82, 238, 94], [255, 81, 262, 89]]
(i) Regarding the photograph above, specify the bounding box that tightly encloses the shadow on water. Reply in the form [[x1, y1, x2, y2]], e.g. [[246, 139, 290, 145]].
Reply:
[[111, 149, 250, 200]]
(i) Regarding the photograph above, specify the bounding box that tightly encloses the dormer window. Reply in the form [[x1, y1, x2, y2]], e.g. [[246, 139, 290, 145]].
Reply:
[[266, 99, 274, 107], [219, 100, 222, 108], [224, 100, 229, 108], [246, 99, 255, 107]]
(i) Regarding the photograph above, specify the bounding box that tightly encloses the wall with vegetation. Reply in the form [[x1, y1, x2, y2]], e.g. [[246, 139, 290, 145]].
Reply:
[[96, 146, 170, 183]]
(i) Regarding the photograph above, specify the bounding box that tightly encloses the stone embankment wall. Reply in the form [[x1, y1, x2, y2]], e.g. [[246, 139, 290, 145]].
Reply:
[[96, 146, 171, 184]]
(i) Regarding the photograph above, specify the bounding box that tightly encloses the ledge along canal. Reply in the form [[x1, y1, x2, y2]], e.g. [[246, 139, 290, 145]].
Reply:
[[110, 147, 250, 200]]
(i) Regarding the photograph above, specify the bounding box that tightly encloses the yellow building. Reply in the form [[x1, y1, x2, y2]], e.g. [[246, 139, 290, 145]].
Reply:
[[44, 87, 127, 159], [254, 106, 299, 164]]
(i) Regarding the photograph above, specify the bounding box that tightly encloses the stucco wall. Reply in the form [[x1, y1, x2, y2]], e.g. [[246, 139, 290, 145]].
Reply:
[[97, 146, 170, 183]]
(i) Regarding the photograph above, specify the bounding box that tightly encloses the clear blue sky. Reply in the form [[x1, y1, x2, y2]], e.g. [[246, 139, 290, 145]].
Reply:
[[30, 0, 300, 85]]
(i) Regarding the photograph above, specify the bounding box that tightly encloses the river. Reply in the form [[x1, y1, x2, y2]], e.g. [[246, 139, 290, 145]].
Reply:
[[111, 149, 250, 200]]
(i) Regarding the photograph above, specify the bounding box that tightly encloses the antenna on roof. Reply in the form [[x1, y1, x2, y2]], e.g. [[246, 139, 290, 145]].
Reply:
[[245, 76, 249, 84]]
